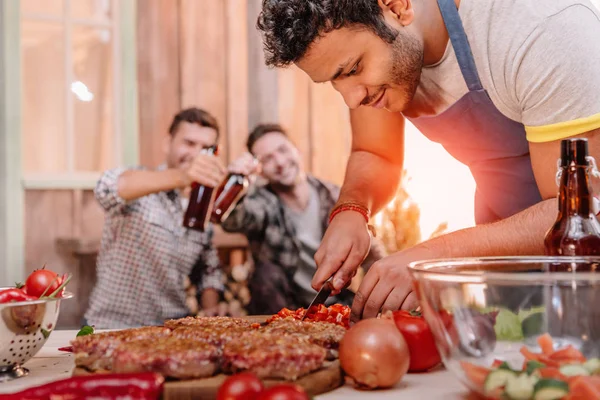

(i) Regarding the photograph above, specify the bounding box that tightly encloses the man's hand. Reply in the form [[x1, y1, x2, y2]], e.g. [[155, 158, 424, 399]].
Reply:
[[200, 288, 226, 316], [351, 244, 438, 322], [228, 152, 260, 176], [313, 211, 371, 293], [182, 153, 227, 188]]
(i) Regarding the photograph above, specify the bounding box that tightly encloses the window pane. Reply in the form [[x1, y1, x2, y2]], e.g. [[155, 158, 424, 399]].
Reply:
[[71, 0, 111, 21], [21, 21, 67, 174], [72, 26, 115, 172], [21, 0, 64, 16]]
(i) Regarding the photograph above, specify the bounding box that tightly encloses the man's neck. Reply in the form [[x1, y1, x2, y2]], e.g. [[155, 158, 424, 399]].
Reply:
[[274, 173, 311, 212], [418, 0, 460, 66]]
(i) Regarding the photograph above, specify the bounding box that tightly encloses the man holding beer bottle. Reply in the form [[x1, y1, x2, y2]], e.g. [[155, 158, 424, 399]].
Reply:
[[220, 124, 387, 314], [86, 108, 226, 328], [256, 0, 600, 320]]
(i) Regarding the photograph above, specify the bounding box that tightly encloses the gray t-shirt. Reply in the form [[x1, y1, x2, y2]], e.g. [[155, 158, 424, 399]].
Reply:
[[409, 0, 600, 142], [284, 186, 335, 305]]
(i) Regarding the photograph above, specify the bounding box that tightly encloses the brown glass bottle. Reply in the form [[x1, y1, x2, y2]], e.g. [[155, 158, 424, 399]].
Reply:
[[544, 138, 600, 257], [210, 173, 249, 224], [183, 145, 218, 231]]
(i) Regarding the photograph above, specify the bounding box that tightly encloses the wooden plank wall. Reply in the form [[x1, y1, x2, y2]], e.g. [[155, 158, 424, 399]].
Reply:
[[137, 0, 352, 184], [23, 0, 352, 328]]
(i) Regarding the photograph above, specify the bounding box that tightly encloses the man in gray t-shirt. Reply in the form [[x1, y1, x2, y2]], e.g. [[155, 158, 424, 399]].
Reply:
[[221, 124, 387, 314], [257, 0, 600, 320]]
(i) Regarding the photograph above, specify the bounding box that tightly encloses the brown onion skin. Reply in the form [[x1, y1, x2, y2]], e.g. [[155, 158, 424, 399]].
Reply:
[[339, 318, 410, 389]]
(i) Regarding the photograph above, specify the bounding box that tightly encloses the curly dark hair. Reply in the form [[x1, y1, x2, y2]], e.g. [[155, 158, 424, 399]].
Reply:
[[257, 0, 398, 67], [168, 107, 220, 140]]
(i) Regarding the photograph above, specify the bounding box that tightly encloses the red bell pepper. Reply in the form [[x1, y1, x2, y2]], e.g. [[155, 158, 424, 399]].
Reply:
[[2, 372, 164, 400]]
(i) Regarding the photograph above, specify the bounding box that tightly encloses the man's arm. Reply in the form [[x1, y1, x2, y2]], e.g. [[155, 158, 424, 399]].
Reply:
[[338, 107, 406, 212], [353, 129, 600, 321], [313, 107, 405, 292], [352, 197, 556, 321], [118, 153, 226, 202], [117, 169, 189, 202], [220, 191, 268, 236]]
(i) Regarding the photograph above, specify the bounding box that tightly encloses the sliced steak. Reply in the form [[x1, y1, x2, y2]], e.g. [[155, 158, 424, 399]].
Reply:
[[164, 316, 252, 330], [263, 317, 346, 350], [222, 330, 326, 380], [70, 326, 171, 371], [112, 337, 220, 379], [171, 324, 254, 348]]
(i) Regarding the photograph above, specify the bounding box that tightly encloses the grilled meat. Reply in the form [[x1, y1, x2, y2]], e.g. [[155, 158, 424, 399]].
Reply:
[[70, 326, 171, 371]]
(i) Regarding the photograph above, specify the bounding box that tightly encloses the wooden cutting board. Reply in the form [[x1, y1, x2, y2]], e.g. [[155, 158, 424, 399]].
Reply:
[[74, 360, 342, 399], [72, 315, 344, 399]]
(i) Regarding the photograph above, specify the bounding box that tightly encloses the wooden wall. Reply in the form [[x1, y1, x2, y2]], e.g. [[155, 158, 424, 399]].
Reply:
[[23, 0, 352, 328], [137, 0, 352, 183]]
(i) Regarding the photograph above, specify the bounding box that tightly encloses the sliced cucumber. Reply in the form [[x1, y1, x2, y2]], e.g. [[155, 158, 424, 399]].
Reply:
[[484, 369, 517, 394], [559, 364, 589, 377], [525, 360, 546, 375], [505, 373, 537, 400], [533, 379, 569, 400], [584, 358, 600, 374]]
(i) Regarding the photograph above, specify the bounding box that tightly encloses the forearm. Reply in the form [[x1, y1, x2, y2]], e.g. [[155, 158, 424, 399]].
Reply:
[[337, 150, 403, 213], [117, 169, 186, 201], [200, 288, 220, 310], [426, 198, 557, 257]]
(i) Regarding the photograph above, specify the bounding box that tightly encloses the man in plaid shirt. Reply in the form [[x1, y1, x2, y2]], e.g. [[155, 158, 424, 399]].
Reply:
[[85, 108, 226, 328], [222, 124, 386, 314]]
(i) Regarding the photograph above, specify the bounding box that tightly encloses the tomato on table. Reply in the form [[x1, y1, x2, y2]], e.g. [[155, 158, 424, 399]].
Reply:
[[392, 310, 442, 372], [257, 384, 309, 400], [216, 372, 263, 400]]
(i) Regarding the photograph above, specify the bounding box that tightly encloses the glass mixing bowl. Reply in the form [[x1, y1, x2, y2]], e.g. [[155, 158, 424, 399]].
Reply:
[[408, 257, 600, 399]]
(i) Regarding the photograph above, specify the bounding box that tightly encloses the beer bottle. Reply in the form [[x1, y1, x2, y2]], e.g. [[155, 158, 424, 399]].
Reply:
[[544, 138, 600, 256], [210, 172, 249, 224], [183, 145, 218, 231]]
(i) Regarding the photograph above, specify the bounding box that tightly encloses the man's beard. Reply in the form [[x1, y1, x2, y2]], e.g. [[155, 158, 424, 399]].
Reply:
[[388, 32, 424, 109]]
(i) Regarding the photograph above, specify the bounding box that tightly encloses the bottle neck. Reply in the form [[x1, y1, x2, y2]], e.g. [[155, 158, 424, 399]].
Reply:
[[558, 165, 594, 217]]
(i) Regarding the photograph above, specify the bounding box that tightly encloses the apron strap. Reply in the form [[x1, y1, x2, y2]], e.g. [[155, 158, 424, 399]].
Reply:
[[436, 0, 483, 91]]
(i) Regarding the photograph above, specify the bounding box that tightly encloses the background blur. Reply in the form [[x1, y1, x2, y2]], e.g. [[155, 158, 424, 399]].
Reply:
[[2, 0, 598, 327]]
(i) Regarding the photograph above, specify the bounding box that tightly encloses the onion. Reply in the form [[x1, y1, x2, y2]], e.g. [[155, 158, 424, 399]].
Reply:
[[339, 318, 410, 389]]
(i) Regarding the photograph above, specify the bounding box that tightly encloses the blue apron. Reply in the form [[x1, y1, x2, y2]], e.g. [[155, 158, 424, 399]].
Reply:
[[407, 0, 542, 224]]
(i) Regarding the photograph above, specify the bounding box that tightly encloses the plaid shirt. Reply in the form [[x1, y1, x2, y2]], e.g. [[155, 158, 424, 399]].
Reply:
[[221, 175, 386, 311], [85, 166, 223, 329]]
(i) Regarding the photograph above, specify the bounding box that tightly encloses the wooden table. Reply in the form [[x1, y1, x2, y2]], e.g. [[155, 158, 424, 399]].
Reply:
[[0, 330, 473, 399]]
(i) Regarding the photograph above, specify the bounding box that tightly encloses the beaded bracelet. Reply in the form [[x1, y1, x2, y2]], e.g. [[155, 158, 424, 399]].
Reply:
[[328, 202, 371, 225]]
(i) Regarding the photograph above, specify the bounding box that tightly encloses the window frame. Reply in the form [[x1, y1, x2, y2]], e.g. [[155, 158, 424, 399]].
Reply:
[[20, 0, 138, 190], [0, 0, 137, 284]]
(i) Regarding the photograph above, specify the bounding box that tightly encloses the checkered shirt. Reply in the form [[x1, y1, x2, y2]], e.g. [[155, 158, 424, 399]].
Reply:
[[221, 175, 386, 293], [85, 166, 224, 329]]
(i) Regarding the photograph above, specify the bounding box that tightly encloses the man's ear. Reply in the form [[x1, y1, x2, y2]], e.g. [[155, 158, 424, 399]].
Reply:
[[378, 0, 414, 26]]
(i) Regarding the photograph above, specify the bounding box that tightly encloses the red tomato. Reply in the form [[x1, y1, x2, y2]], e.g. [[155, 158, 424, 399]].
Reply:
[[216, 373, 263, 400], [25, 269, 62, 298], [392, 310, 442, 372], [0, 288, 35, 303], [257, 384, 309, 400]]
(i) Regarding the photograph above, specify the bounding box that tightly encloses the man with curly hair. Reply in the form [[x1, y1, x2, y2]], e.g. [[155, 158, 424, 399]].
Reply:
[[257, 0, 600, 320]]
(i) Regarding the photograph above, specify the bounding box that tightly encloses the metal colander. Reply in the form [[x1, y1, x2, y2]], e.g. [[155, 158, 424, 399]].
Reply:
[[0, 288, 73, 382]]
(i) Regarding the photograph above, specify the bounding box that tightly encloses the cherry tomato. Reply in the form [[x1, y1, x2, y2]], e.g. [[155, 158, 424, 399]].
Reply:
[[257, 384, 309, 400], [0, 288, 35, 303], [392, 310, 442, 372], [25, 269, 62, 298], [216, 372, 263, 400]]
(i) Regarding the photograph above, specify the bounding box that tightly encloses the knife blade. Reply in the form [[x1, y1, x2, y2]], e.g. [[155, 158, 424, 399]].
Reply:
[[301, 276, 334, 321]]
